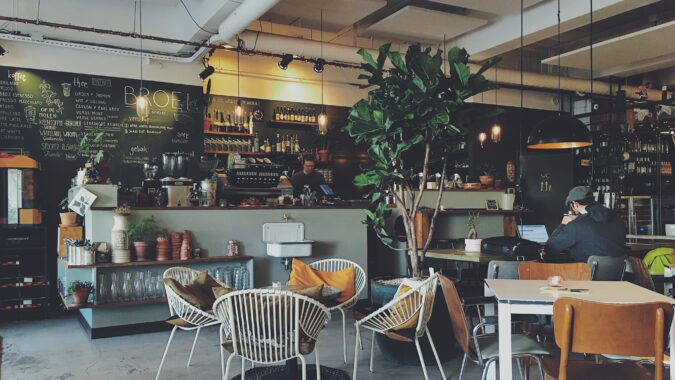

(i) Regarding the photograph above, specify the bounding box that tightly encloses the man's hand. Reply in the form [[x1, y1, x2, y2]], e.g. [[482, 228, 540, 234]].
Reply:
[[561, 214, 577, 225]]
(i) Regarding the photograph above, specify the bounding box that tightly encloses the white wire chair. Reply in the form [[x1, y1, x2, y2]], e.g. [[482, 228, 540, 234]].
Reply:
[[353, 273, 445, 380], [308, 258, 367, 363], [213, 289, 331, 380], [155, 267, 225, 380]]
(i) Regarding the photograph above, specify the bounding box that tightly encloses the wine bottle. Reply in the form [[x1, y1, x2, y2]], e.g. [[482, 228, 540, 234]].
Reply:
[[243, 112, 249, 132], [248, 112, 254, 134], [294, 134, 300, 153], [206, 112, 213, 131], [275, 133, 281, 153]]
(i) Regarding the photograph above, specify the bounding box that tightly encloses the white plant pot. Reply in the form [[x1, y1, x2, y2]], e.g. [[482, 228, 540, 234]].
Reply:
[[464, 238, 482, 252]]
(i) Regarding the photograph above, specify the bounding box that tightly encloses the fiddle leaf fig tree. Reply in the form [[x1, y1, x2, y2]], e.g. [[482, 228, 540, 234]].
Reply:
[[346, 43, 500, 277]]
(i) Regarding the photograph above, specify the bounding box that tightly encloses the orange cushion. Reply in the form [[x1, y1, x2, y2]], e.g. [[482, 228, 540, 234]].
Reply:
[[390, 284, 421, 331], [288, 259, 356, 303]]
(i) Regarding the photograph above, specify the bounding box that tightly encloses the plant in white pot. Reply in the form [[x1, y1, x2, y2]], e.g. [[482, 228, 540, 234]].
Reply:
[[465, 212, 481, 252], [346, 43, 500, 277]]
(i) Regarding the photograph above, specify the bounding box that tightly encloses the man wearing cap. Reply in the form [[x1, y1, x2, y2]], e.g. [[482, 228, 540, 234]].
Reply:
[[544, 186, 626, 262]]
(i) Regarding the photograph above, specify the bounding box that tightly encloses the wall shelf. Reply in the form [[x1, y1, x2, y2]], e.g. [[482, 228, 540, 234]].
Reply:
[[60, 255, 252, 269], [204, 131, 254, 137]]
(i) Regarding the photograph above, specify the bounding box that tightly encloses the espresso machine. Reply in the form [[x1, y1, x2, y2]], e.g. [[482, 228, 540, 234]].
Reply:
[[161, 152, 193, 207], [0, 151, 40, 225]]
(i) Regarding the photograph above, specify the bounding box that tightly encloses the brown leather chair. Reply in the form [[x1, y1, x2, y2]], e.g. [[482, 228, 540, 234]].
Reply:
[[519, 262, 591, 281], [626, 256, 656, 291], [542, 298, 673, 380], [438, 274, 549, 380]]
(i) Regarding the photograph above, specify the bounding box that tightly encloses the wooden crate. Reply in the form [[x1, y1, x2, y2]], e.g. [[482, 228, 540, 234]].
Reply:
[[57, 226, 82, 258]]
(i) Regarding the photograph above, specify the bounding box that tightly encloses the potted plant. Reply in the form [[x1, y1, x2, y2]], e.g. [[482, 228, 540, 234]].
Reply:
[[79, 128, 110, 184], [58, 197, 78, 226], [316, 130, 332, 163], [346, 43, 499, 363], [479, 163, 495, 188], [127, 216, 161, 261], [68, 280, 93, 306], [465, 212, 481, 252]]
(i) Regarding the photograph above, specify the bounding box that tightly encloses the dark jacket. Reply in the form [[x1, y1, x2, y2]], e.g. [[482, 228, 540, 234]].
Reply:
[[545, 203, 626, 263]]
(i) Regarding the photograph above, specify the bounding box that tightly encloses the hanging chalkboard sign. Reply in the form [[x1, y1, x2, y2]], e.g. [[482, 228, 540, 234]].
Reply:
[[0, 66, 203, 182]]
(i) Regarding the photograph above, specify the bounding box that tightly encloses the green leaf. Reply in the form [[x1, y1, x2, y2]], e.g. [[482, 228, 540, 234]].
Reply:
[[476, 56, 502, 76], [358, 48, 378, 69], [387, 52, 408, 74], [412, 76, 427, 92], [454, 63, 470, 86]]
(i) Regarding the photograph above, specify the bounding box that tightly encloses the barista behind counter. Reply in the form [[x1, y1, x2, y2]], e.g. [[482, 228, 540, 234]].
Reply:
[[291, 154, 326, 196]]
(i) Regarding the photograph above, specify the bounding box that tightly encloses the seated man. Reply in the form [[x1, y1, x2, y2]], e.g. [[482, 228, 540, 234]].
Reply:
[[544, 186, 626, 263], [290, 154, 326, 196]]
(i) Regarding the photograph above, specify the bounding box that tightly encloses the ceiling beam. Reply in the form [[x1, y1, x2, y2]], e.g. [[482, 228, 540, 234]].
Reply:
[[451, 0, 659, 61]]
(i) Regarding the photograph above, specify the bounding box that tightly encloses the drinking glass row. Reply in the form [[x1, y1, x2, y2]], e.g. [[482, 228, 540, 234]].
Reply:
[[212, 266, 250, 290], [97, 271, 165, 304]]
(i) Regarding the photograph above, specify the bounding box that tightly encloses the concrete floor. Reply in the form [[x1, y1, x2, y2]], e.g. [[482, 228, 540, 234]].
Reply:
[[0, 313, 538, 380]]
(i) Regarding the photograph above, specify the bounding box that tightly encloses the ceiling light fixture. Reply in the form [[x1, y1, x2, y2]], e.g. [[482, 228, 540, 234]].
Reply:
[[235, 41, 243, 120], [527, 0, 592, 149], [0, 45, 6, 56], [491, 64, 502, 143], [478, 132, 487, 149], [278, 54, 293, 70], [136, 0, 149, 121], [313, 58, 325, 73], [199, 65, 214, 80], [317, 9, 328, 134]]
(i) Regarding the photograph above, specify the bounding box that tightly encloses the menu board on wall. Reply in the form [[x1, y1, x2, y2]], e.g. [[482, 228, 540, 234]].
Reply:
[[0, 66, 203, 170]]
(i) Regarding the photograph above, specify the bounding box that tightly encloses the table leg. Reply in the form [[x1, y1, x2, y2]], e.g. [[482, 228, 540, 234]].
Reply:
[[670, 311, 674, 380], [498, 302, 512, 380]]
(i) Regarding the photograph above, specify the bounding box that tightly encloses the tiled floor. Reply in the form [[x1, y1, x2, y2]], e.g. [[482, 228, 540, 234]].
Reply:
[[0, 313, 538, 379]]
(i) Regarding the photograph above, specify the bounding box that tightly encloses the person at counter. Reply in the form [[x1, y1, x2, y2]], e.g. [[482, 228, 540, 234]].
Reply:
[[544, 186, 626, 262], [291, 154, 326, 195]]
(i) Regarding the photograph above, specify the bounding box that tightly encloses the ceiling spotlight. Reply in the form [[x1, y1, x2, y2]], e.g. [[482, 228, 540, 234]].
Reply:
[[199, 65, 215, 80], [278, 54, 293, 70], [313, 58, 326, 73], [0, 45, 5, 56]]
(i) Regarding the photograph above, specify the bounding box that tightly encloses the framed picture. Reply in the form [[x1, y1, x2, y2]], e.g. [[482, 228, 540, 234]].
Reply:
[[485, 199, 499, 210], [68, 187, 97, 216]]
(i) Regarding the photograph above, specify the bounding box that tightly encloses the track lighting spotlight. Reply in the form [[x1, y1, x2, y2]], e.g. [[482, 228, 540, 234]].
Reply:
[[199, 65, 215, 80], [313, 58, 326, 73], [278, 54, 293, 70], [0, 45, 6, 56]]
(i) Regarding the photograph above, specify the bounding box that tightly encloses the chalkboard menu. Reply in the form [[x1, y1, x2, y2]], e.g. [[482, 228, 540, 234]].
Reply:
[[0, 66, 203, 175]]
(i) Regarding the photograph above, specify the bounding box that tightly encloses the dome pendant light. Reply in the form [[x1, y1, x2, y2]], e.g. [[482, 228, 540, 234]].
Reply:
[[136, 0, 149, 121], [317, 8, 328, 135], [527, 0, 592, 149]]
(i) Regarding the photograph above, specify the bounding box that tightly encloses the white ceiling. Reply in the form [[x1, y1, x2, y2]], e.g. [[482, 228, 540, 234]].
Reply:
[[263, 0, 386, 33], [541, 19, 675, 78], [429, 0, 544, 15], [364, 6, 488, 43]]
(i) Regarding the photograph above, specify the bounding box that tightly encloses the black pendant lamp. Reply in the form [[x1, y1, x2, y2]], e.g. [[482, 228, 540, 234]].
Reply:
[[527, 0, 592, 149]]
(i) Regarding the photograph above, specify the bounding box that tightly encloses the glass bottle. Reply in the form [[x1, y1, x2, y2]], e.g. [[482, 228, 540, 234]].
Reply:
[[122, 272, 133, 301]]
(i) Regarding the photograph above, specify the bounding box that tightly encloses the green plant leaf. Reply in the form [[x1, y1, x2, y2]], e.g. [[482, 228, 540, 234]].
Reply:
[[454, 63, 471, 86], [476, 56, 502, 76], [358, 48, 378, 69], [387, 52, 408, 74]]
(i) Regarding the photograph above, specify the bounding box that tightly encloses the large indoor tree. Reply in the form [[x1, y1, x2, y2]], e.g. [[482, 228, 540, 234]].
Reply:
[[346, 43, 500, 278]]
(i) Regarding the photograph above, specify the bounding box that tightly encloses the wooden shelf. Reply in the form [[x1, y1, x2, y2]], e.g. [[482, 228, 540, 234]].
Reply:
[[268, 119, 318, 127], [204, 130, 254, 137], [93, 298, 167, 309], [60, 255, 252, 269], [204, 150, 266, 155]]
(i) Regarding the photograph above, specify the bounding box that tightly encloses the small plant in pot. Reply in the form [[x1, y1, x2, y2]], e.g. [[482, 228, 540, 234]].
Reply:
[[58, 197, 78, 226], [465, 212, 481, 252], [68, 280, 93, 306], [479, 163, 495, 188], [79, 128, 110, 184], [127, 216, 161, 261], [316, 129, 332, 163]]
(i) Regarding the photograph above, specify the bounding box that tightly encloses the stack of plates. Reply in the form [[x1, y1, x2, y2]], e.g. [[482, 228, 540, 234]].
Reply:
[[112, 249, 131, 263]]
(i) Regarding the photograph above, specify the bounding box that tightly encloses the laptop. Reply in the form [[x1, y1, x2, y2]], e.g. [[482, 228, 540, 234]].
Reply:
[[517, 225, 549, 245]]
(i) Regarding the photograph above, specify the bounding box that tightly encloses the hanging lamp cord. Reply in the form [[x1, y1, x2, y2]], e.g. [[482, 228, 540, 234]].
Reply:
[[139, 0, 143, 91], [519, 0, 524, 155], [237, 42, 240, 98], [320, 8, 324, 107], [590, 0, 593, 96], [557, 0, 562, 114]]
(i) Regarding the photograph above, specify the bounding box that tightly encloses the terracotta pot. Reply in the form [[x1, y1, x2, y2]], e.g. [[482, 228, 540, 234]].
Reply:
[[133, 241, 155, 261], [317, 149, 330, 162], [479, 175, 494, 188], [59, 212, 78, 226], [72, 287, 91, 305]]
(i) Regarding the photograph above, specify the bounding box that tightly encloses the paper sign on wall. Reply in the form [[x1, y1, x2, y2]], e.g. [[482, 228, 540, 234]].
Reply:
[[68, 187, 97, 216]]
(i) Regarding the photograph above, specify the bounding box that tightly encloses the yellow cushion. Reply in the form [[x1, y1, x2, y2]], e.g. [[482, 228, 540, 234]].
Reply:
[[163, 271, 221, 310], [391, 284, 421, 331], [212, 285, 234, 299], [288, 259, 356, 303]]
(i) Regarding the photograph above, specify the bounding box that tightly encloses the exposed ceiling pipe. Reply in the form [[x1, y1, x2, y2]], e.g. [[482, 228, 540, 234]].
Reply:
[[233, 30, 671, 101], [209, 0, 281, 46]]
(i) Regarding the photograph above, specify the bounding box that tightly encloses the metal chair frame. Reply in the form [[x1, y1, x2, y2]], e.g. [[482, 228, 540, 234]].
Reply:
[[308, 258, 367, 363]]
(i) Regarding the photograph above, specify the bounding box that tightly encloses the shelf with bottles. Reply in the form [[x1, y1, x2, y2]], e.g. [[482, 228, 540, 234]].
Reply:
[[204, 109, 257, 135], [204, 130, 255, 137], [271, 106, 320, 125]]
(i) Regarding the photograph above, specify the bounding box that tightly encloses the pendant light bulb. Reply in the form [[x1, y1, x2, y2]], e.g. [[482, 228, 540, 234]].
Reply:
[[491, 123, 502, 143], [478, 132, 487, 148], [136, 94, 149, 120], [318, 111, 328, 135]]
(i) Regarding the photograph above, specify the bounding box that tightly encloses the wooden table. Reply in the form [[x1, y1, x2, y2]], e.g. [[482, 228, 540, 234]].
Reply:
[[484, 279, 675, 380], [425, 248, 502, 263]]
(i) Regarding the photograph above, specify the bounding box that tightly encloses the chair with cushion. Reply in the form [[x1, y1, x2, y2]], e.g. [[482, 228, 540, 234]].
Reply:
[[306, 258, 366, 363], [353, 273, 443, 380], [519, 262, 591, 281], [156, 267, 228, 380], [542, 298, 673, 380], [213, 289, 331, 380], [587, 255, 626, 281], [439, 274, 549, 380]]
